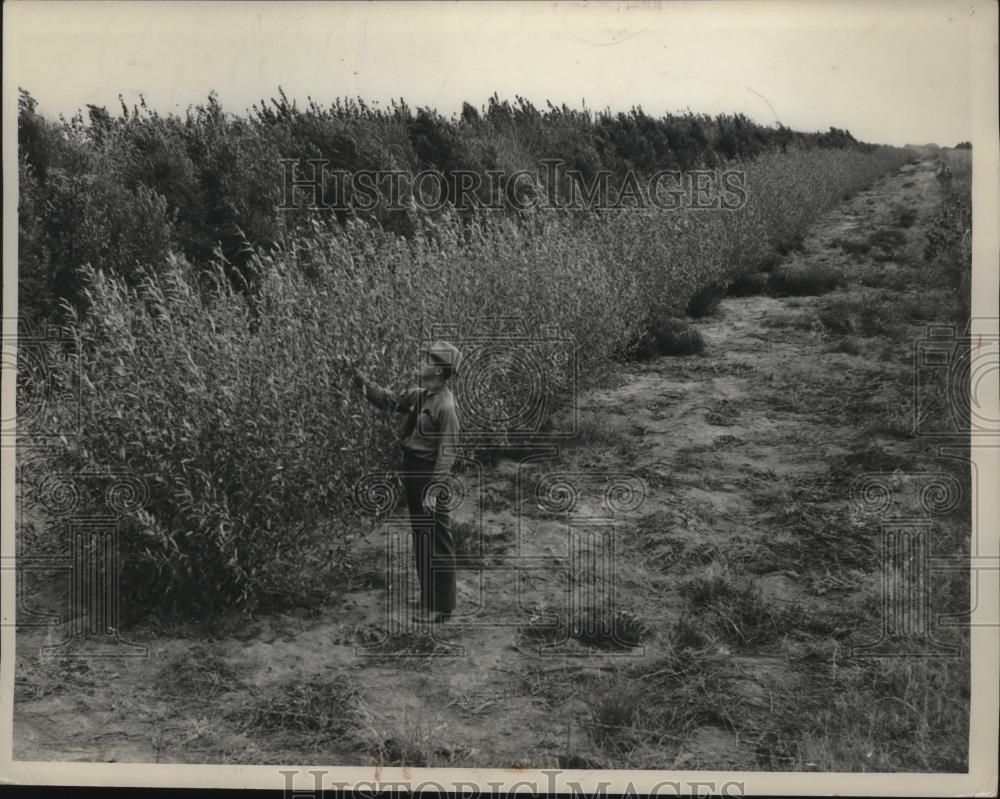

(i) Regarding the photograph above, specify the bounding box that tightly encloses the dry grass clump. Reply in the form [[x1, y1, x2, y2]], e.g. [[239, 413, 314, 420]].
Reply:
[[767, 264, 845, 296], [520, 606, 654, 650], [677, 567, 782, 647], [627, 317, 706, 360], [726, 270, 770, 297], [156, 643, 245, 698], [233, 675, 362, 744], [588, 649, 743, 756]]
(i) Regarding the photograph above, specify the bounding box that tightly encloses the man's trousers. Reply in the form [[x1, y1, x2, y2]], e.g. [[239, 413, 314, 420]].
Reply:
[[401, 451, 457, 614]]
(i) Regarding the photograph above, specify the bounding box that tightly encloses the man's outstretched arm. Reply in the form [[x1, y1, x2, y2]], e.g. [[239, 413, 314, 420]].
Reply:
[[353, 367, 414, 413]]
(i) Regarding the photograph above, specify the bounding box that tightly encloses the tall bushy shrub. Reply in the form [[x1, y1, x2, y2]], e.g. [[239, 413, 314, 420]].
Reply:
[[18, 92, 177, 322], [46, 257, 364, 613], [33, 143, 911, 618]]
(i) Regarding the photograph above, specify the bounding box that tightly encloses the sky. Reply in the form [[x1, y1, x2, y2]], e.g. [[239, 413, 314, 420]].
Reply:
[[3, 0, 986, 147]]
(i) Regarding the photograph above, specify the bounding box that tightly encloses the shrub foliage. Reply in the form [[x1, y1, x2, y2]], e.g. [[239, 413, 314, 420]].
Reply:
[[19, 89, 914, 617]]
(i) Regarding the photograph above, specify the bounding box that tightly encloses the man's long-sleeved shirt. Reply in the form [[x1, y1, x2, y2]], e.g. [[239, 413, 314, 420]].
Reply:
[[363, 382, 460, 480]]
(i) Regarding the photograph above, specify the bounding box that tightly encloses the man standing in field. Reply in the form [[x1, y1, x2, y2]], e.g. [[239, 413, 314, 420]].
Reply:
[[351, 341, 462, 624]]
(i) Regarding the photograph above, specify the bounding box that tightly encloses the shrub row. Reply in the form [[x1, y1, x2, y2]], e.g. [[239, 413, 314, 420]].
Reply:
[[24, 104, 912, 618], [22, 89, 883, 325], [923, 153, 973, 323]]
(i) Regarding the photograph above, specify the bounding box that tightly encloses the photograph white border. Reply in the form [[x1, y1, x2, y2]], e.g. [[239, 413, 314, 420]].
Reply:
[[2, 1, 997, 794]]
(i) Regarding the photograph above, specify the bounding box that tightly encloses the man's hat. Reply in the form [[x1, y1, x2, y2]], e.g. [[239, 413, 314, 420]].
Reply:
[[425, 340, 463, 376]]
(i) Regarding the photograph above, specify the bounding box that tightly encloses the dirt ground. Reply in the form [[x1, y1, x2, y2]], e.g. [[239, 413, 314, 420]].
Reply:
[[14, 157, 970, 771]]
